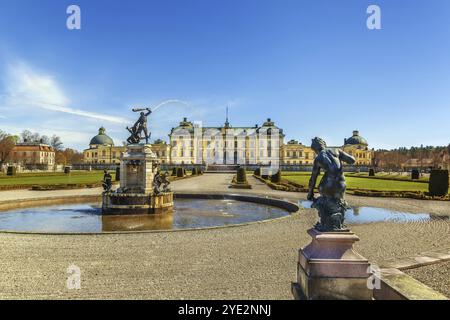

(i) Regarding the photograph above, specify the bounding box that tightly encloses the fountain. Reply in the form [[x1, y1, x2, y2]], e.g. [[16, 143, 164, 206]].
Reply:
[[102, 107, 174, 215], [0, 105, 300, 233]]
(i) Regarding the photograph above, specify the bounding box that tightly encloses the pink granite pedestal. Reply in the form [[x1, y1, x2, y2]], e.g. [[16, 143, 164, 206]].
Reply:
[[292, 228, 373, 300]]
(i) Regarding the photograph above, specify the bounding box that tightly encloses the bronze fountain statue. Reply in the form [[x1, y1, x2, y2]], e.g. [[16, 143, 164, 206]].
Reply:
[[102, 107, 173, 215], [307, 137, 356, 232], [126, 107, 152, 144], [293, 138, 373, 300]]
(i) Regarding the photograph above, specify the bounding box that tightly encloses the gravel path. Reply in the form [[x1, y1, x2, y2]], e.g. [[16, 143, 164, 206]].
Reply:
[[0, 174, 449, 299], [405, 261, 450, 298]]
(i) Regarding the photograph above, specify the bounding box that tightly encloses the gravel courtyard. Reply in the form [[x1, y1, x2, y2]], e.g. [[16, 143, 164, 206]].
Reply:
[[0, 174, 449, 299]]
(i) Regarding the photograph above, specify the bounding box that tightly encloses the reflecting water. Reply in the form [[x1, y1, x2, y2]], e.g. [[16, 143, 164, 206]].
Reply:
[[0, 199, 289, 233], [299, 201, 449, 223]]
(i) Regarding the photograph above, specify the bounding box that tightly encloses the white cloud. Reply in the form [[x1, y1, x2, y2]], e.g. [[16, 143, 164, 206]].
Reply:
[[3, 61, 128, 124], [0, 61, 247, 149]]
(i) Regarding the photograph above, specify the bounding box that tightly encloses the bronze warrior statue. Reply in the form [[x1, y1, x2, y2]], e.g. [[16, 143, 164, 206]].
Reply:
[[307, 137, 356, 232], [126, 107, 152, 144]]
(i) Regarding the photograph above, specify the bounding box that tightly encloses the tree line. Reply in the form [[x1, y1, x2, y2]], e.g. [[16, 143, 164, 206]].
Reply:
[[0, 129, 83, 166], [374, 145, 450, 170]]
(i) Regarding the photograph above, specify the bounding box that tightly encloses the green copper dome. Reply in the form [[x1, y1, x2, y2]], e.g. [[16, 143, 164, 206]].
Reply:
[[89, 127, 114, 146], [344, 130, 368, 146]]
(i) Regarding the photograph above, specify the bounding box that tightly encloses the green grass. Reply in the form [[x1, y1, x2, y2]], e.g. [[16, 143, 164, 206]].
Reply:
[[345, 172, 429, 182], [0, 170, 114, 186], [283, 173, 431, 192]]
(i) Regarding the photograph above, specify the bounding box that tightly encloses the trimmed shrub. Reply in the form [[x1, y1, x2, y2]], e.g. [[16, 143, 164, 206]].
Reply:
[[254, 168, 260, 176], [115, 167, 120, 181], [236, 167, 247, 183], [6, 166, 16, 176], [411, 169, 420, 180], [428, 169, 449, 197], [369, 169, 375, 177], [270, 170, 281, 183], [64, 166, 71, 174], [176, 167, 184, 178], [183, 168, 186, 176], [171, 167, 177, 176]]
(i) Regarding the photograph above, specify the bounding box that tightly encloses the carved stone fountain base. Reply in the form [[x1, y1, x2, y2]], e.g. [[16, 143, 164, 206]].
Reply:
[[102, 143, 174, 215], [292, 228, 373, 300], [102, 192, 173, 215]]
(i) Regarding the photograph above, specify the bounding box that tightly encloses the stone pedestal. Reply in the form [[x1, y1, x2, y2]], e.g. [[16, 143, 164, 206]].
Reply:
[[292, 228, 373, 300], [102, 192, 173, 215], [102, 143, 174, 215], [119, 144, 158, 194]]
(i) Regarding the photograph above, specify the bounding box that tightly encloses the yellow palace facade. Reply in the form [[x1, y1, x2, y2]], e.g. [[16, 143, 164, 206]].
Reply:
[[83, 125, 373, 167]]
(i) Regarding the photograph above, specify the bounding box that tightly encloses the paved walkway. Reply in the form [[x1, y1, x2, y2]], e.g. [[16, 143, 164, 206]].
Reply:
[[173, 173, 272, 193], [0, 187, 101, 202], [0, 174, 449, 299]]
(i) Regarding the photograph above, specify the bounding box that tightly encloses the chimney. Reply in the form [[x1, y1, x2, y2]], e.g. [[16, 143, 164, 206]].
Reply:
[[353, 130, 359, 136]]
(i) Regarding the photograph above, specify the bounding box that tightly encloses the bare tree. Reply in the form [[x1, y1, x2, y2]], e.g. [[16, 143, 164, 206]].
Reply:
[[20, 130, 33, 142], [60, 148, 83, 165], [40, 135, 50, 144], [50, 135, 64, 151]]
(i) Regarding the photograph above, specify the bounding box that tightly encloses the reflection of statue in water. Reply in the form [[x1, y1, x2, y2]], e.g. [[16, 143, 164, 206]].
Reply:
[[307, 137, 356, 232], [127, 108, 152, 144], [102, 170, 112, 192]]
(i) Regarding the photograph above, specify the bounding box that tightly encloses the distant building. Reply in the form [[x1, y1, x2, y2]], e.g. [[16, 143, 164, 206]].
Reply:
[[169, 117, 285, 165], [9, 141, 55, 170], [83, 125, 373, 168], [281, 140, 314, 165], [341, 130, 373, 166], [151, 139, 170, 164], [83, 127, 125, 164], [83, 127, 170, 165], [282, 131, 373, 167]]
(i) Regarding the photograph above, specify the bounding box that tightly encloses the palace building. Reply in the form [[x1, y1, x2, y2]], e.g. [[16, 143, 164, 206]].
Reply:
[[83, 127, 170, 165], [281, 140, 315, 165], [10, 141, 55, 170], [150, 139, 171, 164], [341, 130, 373, 166], [168, 117, 285, 165], [83, 127, 125, 164], [82, 125, 372, 168]]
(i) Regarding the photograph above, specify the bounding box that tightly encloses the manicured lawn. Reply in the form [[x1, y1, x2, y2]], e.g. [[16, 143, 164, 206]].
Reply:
[[345, 172, 430, 182], [0, 171, 114, 186], [283, 173, 430, 192]]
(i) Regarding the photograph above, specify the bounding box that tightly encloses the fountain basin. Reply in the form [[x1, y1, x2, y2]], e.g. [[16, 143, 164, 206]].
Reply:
[[299, 200, 449, 223], [0, 194, 298, 234]]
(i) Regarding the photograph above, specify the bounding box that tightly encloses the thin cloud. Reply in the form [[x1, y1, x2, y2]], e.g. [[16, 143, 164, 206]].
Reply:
[[3, 61, 128, 124]]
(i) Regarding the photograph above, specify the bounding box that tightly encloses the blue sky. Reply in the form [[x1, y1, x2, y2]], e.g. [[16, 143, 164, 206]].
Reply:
[[0, 0, 449, 150]]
